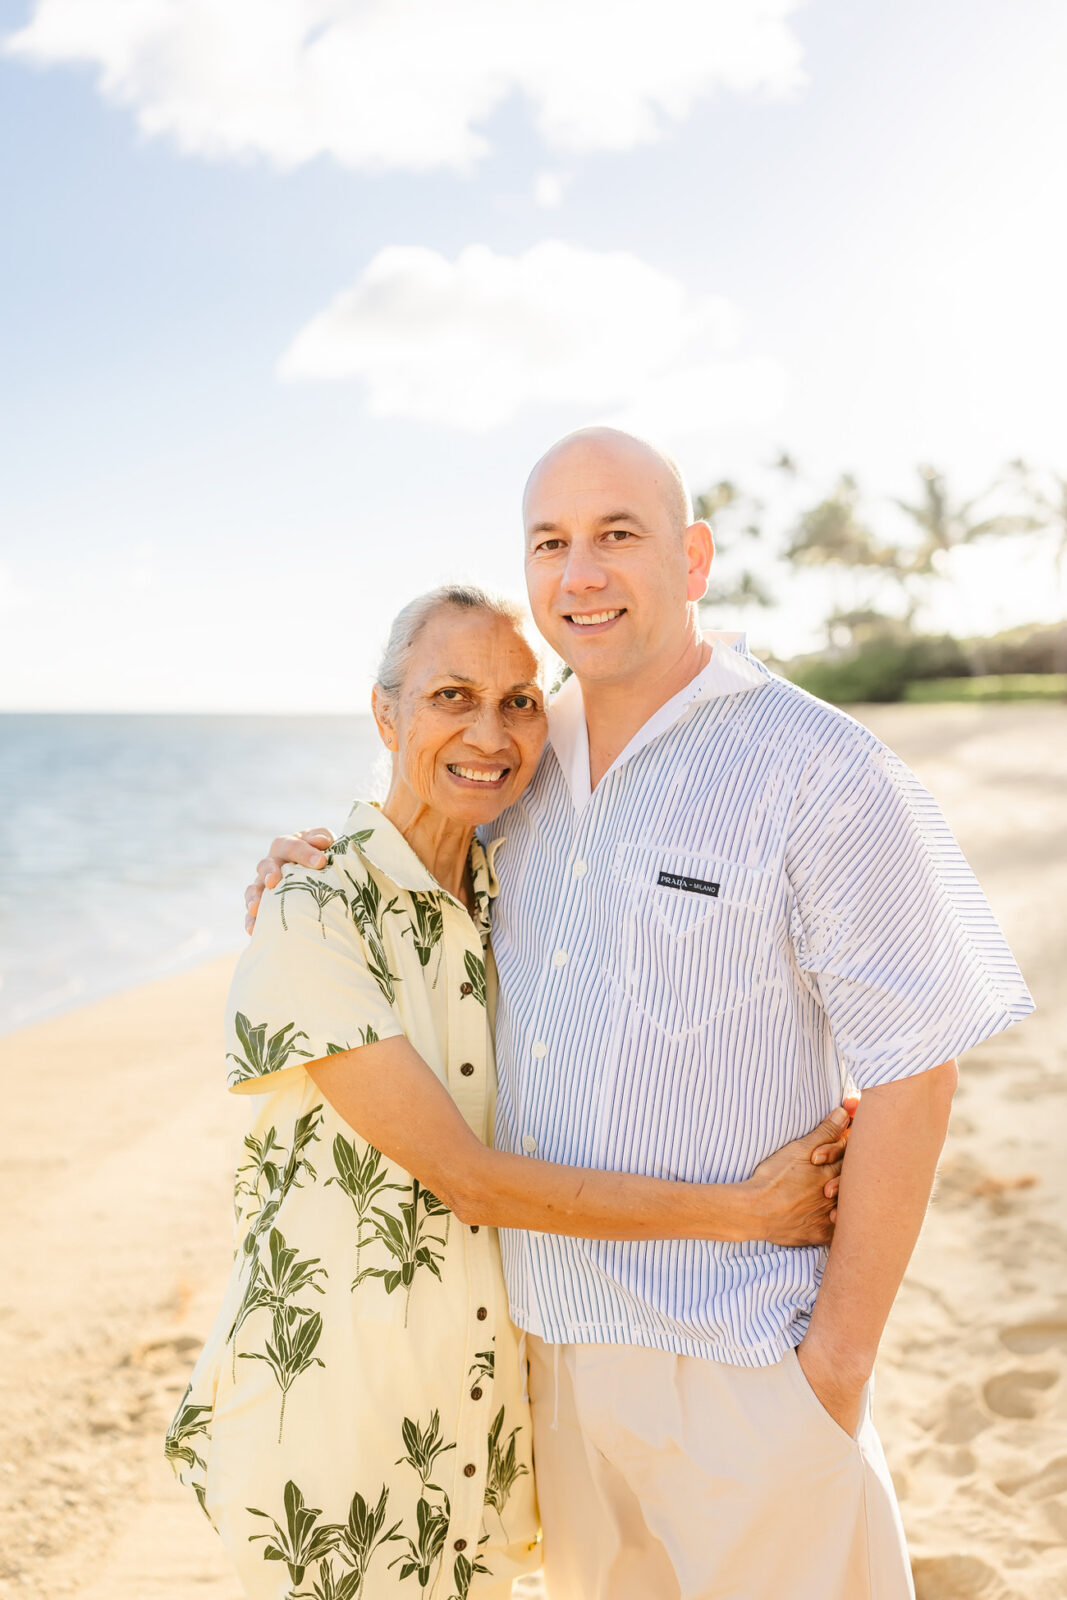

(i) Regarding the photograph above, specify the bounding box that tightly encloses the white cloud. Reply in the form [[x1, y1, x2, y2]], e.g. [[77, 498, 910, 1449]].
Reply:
[[533, 171, 569, 209], [6, 0, 805, 172], [278, 240, 785, 432]]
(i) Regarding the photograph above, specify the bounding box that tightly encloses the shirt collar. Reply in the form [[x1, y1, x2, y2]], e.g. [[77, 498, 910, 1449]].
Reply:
[[546, 632, 768, 811], [332, 799, 497, 937]]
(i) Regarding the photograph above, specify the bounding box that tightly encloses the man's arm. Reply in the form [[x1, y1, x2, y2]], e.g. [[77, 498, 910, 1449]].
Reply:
[[797, 1058, 958, 1432]]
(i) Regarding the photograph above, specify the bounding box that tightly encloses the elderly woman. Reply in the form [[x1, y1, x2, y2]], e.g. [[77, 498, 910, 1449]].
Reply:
[[167, 586, 846, 1600]]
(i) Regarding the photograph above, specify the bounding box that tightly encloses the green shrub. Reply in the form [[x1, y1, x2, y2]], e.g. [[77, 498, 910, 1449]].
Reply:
[[904, 674, 1067, 703]]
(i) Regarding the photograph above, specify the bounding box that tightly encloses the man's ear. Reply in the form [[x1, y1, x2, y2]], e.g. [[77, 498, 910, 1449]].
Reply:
[[371, 685, 399, 752], [684, 519, 714, 602]]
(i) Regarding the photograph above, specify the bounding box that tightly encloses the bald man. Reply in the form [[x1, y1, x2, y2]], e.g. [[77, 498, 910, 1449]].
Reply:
[[251, 428, 1032, 1599]]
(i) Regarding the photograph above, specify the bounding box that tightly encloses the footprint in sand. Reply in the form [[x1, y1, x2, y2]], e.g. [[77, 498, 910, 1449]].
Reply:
[[997, 1454, 1067, 1499], [983, 1367, 1058, 1419], [912, 1552, 1014, 1600], [999, 1319, 1067, 1357]]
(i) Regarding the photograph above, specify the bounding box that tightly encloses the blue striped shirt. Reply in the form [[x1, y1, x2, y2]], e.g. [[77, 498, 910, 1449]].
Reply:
[[480, 636, 1034, 1365]]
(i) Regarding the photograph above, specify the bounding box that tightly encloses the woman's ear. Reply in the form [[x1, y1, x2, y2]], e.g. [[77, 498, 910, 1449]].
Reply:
[[371, 685, 399, 752]]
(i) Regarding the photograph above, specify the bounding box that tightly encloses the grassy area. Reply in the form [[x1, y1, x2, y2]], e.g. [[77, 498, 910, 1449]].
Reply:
[[903, 674, 1067, 704]]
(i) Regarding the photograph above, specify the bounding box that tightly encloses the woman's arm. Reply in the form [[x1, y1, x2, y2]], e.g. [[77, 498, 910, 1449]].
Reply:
[[308, 1037, 846, 1247]]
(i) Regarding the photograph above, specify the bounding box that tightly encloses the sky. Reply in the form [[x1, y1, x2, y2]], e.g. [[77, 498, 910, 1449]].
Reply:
[[2, 0, 1065, 711]]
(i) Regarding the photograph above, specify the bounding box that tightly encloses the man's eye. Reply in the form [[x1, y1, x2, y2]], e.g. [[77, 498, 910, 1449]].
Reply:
[[535, 538, 564, 553], [605, 528, 631, 542]]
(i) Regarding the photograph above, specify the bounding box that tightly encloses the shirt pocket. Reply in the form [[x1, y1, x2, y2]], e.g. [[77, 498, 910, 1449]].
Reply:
[[604, 842, 771, 1038]]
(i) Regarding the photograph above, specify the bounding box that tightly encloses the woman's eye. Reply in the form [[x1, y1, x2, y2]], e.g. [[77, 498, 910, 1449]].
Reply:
[[509, 696, 540, 712], [437, 688, 464, 702]]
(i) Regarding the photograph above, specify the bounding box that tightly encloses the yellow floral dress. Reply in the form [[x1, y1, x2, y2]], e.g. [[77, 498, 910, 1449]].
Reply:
[[166, 802, 540, 1600]]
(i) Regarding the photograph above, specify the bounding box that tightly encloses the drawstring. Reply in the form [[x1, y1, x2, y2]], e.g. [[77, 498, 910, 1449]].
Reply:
[[551, 1342, 561, 1432], [518, 1330, 529, 1403]]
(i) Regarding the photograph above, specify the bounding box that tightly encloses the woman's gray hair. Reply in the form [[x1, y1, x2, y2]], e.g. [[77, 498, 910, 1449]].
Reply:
[[375, 584, 539, 707]]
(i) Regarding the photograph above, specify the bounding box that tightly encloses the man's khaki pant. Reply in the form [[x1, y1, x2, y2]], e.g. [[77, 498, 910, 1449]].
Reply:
[[526, 1335, 914, 1600]]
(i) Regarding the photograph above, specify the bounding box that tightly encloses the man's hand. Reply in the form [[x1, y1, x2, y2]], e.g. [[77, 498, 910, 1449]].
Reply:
[[244, 828, 334, 933], [794, 1336, 866, 1438], [745, 1106, 851, 1246]]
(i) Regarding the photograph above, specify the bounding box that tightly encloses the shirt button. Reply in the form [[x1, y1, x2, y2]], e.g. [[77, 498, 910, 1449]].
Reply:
[[476, 1306, 488, 1320], [463, 1463, 477, 1478], [552, 950, 568, 968], [531, 1041, 547, 1059], [471, 1385, 483, 1400], [573, 858, 588, 877], [469, 1224, 480, 1233], [460, 1062, 475, 1077], [454, 1538, 467, 1552], [522, 1136, 538, 1154]]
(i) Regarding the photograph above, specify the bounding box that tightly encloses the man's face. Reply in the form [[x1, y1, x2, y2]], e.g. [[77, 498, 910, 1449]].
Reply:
[[522, 439, 712, 686]]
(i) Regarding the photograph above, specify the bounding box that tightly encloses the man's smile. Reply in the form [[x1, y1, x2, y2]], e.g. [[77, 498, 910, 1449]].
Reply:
[[564, 608, 627, 632]]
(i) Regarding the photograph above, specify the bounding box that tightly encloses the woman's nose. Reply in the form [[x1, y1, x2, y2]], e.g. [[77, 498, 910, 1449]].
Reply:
[[462, 706, 508, 753]]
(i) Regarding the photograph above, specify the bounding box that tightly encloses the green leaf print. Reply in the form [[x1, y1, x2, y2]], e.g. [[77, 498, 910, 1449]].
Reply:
[[396, 1411, 456, 1494], [388, 1495, 450, 1593], [164, 1387, 212, 1513], [325, 1133, 406, 1278], [461, 949, 487, 1007], [483, 1407, 529, 1536], [229, 1225, 328, 1396], [468, 1349, 495, 1384], [241, 1306, 326, 1442], [327, 828, 375, 861], [328, 1484, 403, 1599], [404, 892, 445, 985], [235, 1106, 323, 1248], [248, 1479, 338, 1588], [448, 1549, 491, 1600], [228, 1013, 313, 1086], [342, 868, 403, 1004], [295, 1563, 363, 1600], [352, 1180, 447, 1326], [277, 875, 349, 936]]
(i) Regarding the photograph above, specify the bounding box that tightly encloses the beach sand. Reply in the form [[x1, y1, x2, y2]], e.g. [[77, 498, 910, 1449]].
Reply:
[[1, 703, 1064, 1600]]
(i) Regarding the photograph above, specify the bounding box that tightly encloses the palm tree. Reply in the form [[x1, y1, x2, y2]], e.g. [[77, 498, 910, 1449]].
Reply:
[[892, 462, 1035, 575]]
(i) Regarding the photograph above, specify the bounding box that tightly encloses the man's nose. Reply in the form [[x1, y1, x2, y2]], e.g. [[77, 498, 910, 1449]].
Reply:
[[560, 541, 607, 594]]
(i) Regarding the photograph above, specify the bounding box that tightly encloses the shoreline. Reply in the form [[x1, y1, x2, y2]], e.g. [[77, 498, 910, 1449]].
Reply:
[[2, 704, 1065, 1600]]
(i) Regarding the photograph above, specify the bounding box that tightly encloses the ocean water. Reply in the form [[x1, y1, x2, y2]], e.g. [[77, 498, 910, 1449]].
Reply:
[[0, 714, 386, 1035]]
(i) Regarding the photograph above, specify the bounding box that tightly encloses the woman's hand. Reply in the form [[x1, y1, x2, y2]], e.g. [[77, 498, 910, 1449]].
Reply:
[[744, 1107, 851, 1246], [244, 828, 334, 933]]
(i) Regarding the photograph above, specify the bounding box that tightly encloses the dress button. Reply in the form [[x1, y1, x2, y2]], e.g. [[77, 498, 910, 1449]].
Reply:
[[531, 1041, 547, 1059], [454, 1538, 467, 1552], [471, 1386, 483, 1400], [460, 981, 473, 996], [469, 1224, 480, 1233], [476, 1306, 488, 1320], [460, 1062, 475, 1076], [522, 1136, 538, 1154], [573, 858, 588, 877], [463, 1463, 477, 1478], [552, 949, 568, 968]]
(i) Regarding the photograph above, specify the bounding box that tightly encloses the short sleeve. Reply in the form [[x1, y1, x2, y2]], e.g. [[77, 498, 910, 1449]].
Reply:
[[225, 863, 404, 1094], [786, 734, 1034, 1090]]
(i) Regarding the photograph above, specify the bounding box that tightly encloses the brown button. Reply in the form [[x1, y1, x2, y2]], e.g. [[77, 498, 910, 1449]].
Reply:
[[469, 1225, 479, 1234], [460, 981, 473, 996], [463, 1463, 477, 1478], [460, 1062, 474, 1077], [476, 1306, 488, 1320], [454, 1538, 467, 1552], [470, 1386, 483, 1400]]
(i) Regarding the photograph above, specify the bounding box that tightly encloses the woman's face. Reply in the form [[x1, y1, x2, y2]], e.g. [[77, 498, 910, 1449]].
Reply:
[[375, 607, 547, 827]]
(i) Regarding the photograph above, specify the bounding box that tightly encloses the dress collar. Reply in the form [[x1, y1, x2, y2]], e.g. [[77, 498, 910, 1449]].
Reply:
[[331, 800, 497, 939], [546, 632, 768, 811]]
